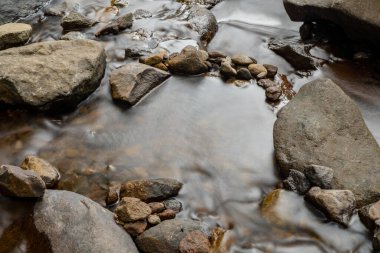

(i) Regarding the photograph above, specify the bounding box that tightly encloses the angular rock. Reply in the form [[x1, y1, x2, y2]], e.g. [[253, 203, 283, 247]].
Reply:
[[358, 200, 380, 232], [157, 209, 176, 221], [179, 230, 211, 253], [273, 78, 380, 206], [265, 86, 282, 101], [124, 220, 148, 237], [220, 60, 237, 78], [114, 197, 152, 223], [0, 23, 32, 50], [120, 178, 183, 202], [0, 165, 45, 197], [188, 6, 218, 44], [167, 46, 209, 75], [231, 54, 255, 66], [31, 190, 139, 253], [61, 12, 96, 31], [136, 219, 211, 253], [140, 51, 167, 66], [283, 169, 311, 195], [109, 62, 170, 106], [0, 39, 106, 111], [0, 0, 49, 25], [235, 68, 251, 80], [304, 164, 334, 189], [263, 64, 278, 78], [305, 187, 356, 226], [283, 0, 380, 45], [20, 155, 60, 188], [163, 199, 183, 213], [147, 214, 161, 225], [105, 184, 120, 206], [149, 202, 165, 213], [258, 79, 277, 89], [96, 13, 133, 37], [269, 39, 318, 70]]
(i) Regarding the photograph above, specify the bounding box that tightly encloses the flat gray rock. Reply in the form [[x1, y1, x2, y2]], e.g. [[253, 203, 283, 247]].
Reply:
[[31, 190, 139, 253], [110, 63, 170, 106], [274, 78, 380, 207], [0, 39, 106, 111], [0, 0, 49, 25], [283, 0, 380, 45]]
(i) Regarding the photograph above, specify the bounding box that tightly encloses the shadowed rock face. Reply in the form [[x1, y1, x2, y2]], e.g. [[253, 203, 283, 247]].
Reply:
[[274, 79, 380, 207], [0, 0, 49, 25], [0, 39, 106, 111], [283, 0, 380, 45], [31, 190, 139, 253]]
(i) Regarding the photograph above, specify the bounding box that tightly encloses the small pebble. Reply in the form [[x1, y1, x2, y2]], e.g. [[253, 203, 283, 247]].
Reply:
[[157, 209, 176, 221], [163, 199, 183, 213], [147, 214, 161, 225], [123, 220, 147, 237], [149, 202, 165, 213]]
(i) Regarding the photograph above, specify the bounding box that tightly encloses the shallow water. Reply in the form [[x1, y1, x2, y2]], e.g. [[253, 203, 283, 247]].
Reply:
[[0, 0, 379, 252]]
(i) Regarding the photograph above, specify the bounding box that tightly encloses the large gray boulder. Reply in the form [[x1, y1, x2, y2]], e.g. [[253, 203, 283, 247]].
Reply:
[[109, 63, 170, 106], [31, 190, 139, 253], [283, 0, 380, 45], [0, 39, 106, 111], [0, 0, 49, 25], [274, 79, 380, 207]]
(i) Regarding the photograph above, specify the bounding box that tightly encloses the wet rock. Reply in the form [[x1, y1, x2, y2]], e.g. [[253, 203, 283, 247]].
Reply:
[[220, 60, 237, 78], [188, 6, 218, 44], [265, 86, 282, 101], [61, 12, 96, 31], [0, 0, 49, 25], [20, 155, 60, 188], [283, 169, 311, 195], [304, 165, 334, 189], [248, 64, 267, 78], [236, 68, 252, 80], [114, 197, 152, 223], [358, 200, 380, 232], [120, 178, 183, 202], [154, 62, 169, 71], [136, 219, 211, 253], [163, 199, 183, 213], [149, 202, 165, 213], [0, 23, 32, 50], [140, 51, 167, 66], [179, 230, 211, 253], [157, 209, 177, 221], [283, 0, 380, 45], [269, 39, 317, 70], [124, 220, 148, 237], [147, 214, 161, 225], [305, 187, 356, 226], [109, 62, 170, 106], [263, 64, 278, 78], [167, 46, 209, 75], [134, 9, 153, 19], [257, 79, 277, 89], [0, 165, 45, 197], [208, 51, 226, 58], [231, 54, 255, 66], [105, 184, 120, 206], [273, 78, 380, 206], [0, 39, 106, 111], [96, 13, 133, 37], [61, 31, 86, 40], [300, 22, 313, 40], [125, 47, 153, 58], [32, 190, 139, 253]]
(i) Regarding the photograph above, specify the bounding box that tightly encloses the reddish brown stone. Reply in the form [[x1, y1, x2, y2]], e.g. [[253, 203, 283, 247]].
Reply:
[[149, 202, 165, 213], [124, 220, 148, 237], [105, 185, 119, 206], [157, 209, 176, 221], [179, 230, 211, 253]]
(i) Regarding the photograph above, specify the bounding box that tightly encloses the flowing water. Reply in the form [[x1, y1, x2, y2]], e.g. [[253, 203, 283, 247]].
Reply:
[[0, 0, 379, 252]]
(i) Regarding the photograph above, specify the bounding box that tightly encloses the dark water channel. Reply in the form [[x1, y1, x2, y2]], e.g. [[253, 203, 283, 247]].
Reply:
[[0, 0, 379, 252]]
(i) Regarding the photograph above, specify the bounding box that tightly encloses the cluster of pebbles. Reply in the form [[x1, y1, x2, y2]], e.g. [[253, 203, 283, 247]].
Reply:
[[105, 178, 183, 237]]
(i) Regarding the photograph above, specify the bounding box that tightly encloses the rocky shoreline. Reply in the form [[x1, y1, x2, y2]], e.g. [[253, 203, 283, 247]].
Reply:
[[0, 0, 379, 252]]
